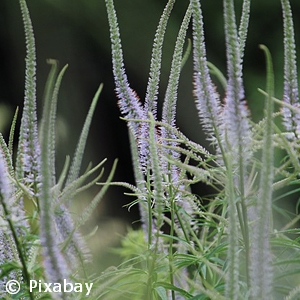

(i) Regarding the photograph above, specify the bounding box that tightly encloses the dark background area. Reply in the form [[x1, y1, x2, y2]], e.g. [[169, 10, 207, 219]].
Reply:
[[0, 0, 300, 266]]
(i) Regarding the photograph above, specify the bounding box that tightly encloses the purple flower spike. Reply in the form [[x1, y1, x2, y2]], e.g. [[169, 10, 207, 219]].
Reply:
[[191, 0, 223, 148]]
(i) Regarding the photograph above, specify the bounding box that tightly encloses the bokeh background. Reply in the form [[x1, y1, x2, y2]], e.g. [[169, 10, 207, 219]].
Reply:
[[0, 0, 300, 270]]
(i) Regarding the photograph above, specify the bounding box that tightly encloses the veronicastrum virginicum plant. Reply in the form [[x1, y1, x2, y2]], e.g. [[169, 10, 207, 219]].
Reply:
[[0, 0, 116, 299], [102, 0, 300, 299]]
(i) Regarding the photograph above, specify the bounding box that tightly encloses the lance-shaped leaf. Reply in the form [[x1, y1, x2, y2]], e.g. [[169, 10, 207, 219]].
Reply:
[[66, 83, 102, 186], [0, 134, 13, 177]]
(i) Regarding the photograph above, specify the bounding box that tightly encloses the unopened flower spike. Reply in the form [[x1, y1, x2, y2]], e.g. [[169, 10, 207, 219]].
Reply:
[[222, 0, 251, 162], [191, 0, 223, 149], [140, 0, 176, 171], [281, 0, 300, 140], [105, 0, 145, 139], [161, 3, 192, 182]]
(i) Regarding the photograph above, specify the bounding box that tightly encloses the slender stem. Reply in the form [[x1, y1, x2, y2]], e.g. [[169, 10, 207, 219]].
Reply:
[[147, 170, 153, 248], [146, 256, 154, 300], [238, 143, 250, 287], [169, 193, 175, 300]]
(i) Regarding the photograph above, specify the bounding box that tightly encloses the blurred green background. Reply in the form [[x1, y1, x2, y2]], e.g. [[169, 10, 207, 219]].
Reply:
[[0, 0, 300, 269]]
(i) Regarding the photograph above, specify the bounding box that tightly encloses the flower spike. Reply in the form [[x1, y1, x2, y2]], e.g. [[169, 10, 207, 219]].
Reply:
[[281, 0, 300, 139], [105, 0, 145, 138], [222, 0, 251, 161], [17, 0, 41, 193], [191, 0, 223, 148]]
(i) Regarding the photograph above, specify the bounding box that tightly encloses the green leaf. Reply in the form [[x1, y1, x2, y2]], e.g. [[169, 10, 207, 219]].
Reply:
[[181, 38, 192, 71], [66, 83, 103, 186], [75, 159, 117, 228], [154, 281, 193, 298], [154, 286, 168, 300], [8, 107, 19, 157], [207, 62, 227, 91], [0, 133, 13, 176]]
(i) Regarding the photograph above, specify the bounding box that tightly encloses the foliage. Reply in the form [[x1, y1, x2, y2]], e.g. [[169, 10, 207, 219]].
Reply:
[[2, 0, 300, 299], [0, 0, 115, 299], [103, 0, 300, 299]]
